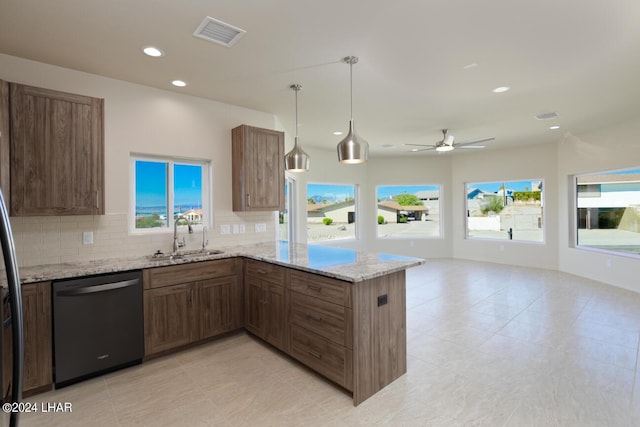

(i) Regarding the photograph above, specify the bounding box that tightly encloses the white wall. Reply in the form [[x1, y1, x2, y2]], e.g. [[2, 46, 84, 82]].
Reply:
[[451, 143, 560, 270], [1, 54, 279, 266], [558, 119, 640, 292], [3, 53, 639, 292]]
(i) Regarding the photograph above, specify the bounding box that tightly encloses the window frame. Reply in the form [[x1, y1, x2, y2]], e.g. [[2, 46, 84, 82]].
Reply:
[[306, 182, 359, 243], [574, 167, 640, 259], [375, 184, 443, 240], [129, 154, 212, 234], [464, 178, 545, 244]]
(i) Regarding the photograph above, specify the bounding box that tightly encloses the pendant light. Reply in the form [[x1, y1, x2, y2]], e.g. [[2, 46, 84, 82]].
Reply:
[[337, 56, 369, 164], [284, 84, 310, 172]]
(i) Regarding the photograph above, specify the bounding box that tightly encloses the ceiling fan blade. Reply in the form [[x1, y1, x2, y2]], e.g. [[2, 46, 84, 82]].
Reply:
[[458, 145, 486, 149], [405, 143, 436, 147], [408, 147, 436, 152], [455, 137, 495, 147]]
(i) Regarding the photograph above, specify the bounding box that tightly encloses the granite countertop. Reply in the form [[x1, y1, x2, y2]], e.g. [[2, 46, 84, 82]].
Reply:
[[5, 242, 425, 285]]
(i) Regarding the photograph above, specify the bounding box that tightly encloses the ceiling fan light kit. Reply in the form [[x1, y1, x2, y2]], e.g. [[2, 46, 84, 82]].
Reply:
[[337, 56, 369, 164], [284, 84, 310, 172]]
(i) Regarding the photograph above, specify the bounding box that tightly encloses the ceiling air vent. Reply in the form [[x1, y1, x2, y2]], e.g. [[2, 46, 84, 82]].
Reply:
[[535, 112, 559, 120], [193, 16, 246, 47]]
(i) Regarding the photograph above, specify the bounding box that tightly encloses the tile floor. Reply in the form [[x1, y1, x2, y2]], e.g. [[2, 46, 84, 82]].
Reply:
[[19, 259, 640, 426]]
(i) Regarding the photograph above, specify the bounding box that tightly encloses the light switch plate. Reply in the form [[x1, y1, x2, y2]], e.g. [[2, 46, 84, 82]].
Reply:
[[232, 224, 240, 234], [220, 224, 231, 235], [82, 231, 93, 245], [255, 223, 267, 233], [239, 224, 246, 234]]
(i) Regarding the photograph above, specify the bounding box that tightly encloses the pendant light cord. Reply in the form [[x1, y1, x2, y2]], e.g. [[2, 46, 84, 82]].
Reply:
[[349, 59, 353, 121], [295, 87, 299, 138]]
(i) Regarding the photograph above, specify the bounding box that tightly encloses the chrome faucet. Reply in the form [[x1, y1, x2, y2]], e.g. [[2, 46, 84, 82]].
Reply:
[[173, 215, 193, 254]]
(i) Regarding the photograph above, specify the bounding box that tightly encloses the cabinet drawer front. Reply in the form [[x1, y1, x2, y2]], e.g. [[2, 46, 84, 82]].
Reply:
[[290, 324, 352, 391], [290, 271, 352, 307], [244, 259, 286, 285], [290, 291, 352, 348], [146, 259, 239, 289]]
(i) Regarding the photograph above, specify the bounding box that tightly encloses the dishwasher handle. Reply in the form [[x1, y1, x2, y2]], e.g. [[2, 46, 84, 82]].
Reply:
[[56, 279, 140, 297]]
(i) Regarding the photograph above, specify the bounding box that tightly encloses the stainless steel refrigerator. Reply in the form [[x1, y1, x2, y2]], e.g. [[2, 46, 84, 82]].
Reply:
[[0, 188, 24, 427]]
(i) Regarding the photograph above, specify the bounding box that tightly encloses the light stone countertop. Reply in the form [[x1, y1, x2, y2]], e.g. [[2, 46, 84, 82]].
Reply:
[[4, 242, 425, 285]]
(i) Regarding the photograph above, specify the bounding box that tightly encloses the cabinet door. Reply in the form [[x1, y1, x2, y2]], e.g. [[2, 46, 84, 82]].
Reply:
[[244, 276, 264, 337], [144, 284, 197, 355], [22, 282, 53, 394], [232, 125, 284, 211], [264, 282, 288, 352], [199, 276, 240, 339], [10, 83, 104, 216]]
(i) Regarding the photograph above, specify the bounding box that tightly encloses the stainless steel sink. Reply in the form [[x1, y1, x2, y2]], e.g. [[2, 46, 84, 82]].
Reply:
[[149, 249, 224, 261]]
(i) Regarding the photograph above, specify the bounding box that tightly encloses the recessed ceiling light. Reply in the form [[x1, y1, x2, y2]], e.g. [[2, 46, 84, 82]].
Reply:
[[410, 148, 419, 152], [142, 46, 164, 57], [463, 63, 478, 70], [492, 86, 510, 93], [549, 125, 560, 130], [171, 80, 188, 87], [333, 131, 343, 136]]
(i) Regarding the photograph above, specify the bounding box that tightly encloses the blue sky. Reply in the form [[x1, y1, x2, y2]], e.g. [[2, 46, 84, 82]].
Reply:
[[377, 185, 438, 200], [307, 184, 354, 202], [136, 161, 202, 208], [468, 180, 540, 193]]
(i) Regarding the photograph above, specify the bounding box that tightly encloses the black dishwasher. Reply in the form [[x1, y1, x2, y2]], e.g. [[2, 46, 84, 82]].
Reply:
[[52, 270, 144, 388]]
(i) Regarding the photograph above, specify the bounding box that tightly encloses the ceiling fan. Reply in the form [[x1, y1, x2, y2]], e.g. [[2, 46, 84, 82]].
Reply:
[[406, 129, 495, 152]]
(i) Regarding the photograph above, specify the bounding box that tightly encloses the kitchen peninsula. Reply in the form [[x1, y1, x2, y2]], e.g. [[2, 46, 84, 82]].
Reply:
[[9, 242, 424, 405]]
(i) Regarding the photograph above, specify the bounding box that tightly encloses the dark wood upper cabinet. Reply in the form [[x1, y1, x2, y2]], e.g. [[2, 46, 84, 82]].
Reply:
[[232, 124, 284, 211], [9, 83, 104, 216]]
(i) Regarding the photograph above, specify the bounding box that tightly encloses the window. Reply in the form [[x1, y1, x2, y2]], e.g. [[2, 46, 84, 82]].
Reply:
[[576, 168, 640, 257], [307, 183, 356, 242], [376, 185, 441, 238], [465, 179, 544, 242], [279, 176, 296, 243], [131, 155, 211, 232]]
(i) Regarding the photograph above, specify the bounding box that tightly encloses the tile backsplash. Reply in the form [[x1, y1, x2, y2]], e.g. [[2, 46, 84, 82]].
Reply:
[[10, 212, 277, 267]]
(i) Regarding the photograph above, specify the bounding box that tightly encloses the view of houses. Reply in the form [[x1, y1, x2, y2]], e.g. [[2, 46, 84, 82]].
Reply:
[[305, 184, 441, 241], [576, 169, 640, 255], [466, 180, 544, 242]]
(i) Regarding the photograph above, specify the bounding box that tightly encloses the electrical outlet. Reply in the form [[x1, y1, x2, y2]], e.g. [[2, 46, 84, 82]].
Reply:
[[220, 224, 230, 235], [239, 224, 246, 234], [607, 259, 612, 268], [255, 223, 267, 233], [82, 231, 93, 245], [232, 224, 240, 234]]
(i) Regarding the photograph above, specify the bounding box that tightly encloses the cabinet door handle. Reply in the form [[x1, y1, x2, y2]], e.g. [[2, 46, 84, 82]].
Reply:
[[246, 193, 251, 207], [256, 269, 268, 275], [41, 290, 45, 315], [308, 350, 322, 359], [96, 190, 100, 210], [307, 284, 321, 292]]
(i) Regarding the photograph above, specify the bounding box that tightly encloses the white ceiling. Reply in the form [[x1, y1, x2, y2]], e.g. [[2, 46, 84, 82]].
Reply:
[[2, 0, 640, 156]]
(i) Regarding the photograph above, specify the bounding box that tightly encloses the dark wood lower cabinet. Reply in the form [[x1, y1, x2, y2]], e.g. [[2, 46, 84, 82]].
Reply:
[[22, 257, 408, 406], [199, 276, 241, 339], [22, 282, 53, 395], [244, 261, 288, 353], [144, 283, 198, 355], [143, 258, 242, 357]]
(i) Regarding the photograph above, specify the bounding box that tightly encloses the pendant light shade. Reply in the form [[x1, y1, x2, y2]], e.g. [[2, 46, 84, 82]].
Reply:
[[337, 56, 369, 164], [284, 84, 310, 172]]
